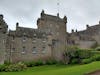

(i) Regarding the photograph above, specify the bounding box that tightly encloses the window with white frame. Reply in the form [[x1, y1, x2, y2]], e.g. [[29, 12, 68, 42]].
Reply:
[[32, 47, 37, 54], [42, 47, 46, 54]]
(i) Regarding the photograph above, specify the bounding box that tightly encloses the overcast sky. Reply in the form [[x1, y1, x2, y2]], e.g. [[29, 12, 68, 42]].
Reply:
[[0, 0, 100, 32]]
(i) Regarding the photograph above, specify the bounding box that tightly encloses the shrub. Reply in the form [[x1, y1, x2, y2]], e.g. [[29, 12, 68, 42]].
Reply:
[[95, 47, 100, 51], [24, 61, 35, 67], [34, 60, 44, 66], [71, 59, 79, 64], [91, 54, 100, 61], [78, 50, 93, 59], [46, 59, 57, 65], [81, 58, 93, 64], [0, 64, 6, 72], [5, 62, 27, 72]]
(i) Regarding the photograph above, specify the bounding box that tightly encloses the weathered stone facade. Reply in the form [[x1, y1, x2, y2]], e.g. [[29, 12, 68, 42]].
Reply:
[[68, 23, 100, 49], [0, 10, 100, 64], [0, 10, 67, 64]]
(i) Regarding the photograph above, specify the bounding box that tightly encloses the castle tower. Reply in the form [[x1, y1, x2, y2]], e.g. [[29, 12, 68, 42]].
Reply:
[[0, 14, 8, 64], [37, 10, 67, 61]]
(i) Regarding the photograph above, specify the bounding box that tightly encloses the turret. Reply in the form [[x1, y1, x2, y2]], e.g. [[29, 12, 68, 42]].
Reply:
[[41, 10, 45, 17], [72, 29, 74, 33], [16, 22, 19, 28], [0, 14, 8, 33], [63, 16, 67, 24]]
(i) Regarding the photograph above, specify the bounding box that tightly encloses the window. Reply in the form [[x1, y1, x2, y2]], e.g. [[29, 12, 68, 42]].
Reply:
[[57, 32, 59, 35], [50, 24, 52, 27], [32, 39, 36, 43], [42, 47, 46, 54], [34, 34, 36, 37], [22, 36, 26, 42], [48, 29, 51, 33], [12, 36, 15, 41], [22, 46, 26, 54], [32, 47, 37, 54], [56, 25, 59, 28], [11, 48, 15, 52], [3, 39, 5, 44], [42, 39, 46, 43], [43, 34, 45, 37]]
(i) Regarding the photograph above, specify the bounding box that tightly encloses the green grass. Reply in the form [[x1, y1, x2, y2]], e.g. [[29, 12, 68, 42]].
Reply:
[[0, 61, 100, 75]]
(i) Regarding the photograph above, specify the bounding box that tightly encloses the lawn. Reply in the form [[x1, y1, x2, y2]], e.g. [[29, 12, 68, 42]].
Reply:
[[0, 61, 100, 75]]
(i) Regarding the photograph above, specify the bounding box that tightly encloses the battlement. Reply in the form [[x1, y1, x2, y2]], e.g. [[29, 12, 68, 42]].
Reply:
[[37, 10, 67, 25]]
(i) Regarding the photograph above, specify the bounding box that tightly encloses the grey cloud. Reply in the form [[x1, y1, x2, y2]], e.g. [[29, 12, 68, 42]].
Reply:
[[0, 0, 100, 32]]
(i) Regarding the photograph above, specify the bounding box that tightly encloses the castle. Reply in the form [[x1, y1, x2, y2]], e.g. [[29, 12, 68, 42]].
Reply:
[[0, 10, 100, 64]]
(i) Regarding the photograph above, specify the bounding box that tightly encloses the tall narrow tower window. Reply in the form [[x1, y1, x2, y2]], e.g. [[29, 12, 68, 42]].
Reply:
[[22, 46, 26, 54]]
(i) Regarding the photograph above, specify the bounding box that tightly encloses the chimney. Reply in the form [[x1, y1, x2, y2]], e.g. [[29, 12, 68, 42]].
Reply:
[[99, 21, 100, 24], [41, 10, 45, 17], [72, 29, 74, 33], [16, 22, 19, 28], [57, 13, 59, 17], [86, 24, 89, 29], [76, 29, 78, 32], [63, 15, 67, 24], [0, 14, 3, 20]]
